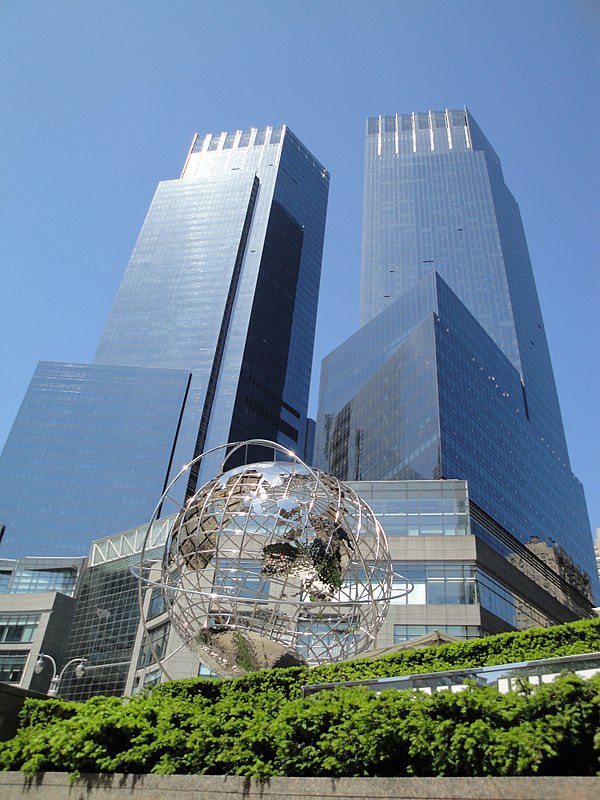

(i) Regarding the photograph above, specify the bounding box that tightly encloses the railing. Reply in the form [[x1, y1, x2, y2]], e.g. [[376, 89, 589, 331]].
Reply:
[[301, 650, 600, 697]]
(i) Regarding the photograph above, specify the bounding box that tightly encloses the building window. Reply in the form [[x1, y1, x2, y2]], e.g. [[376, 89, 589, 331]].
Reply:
[[476, 569, 550, 629], [0, 650, 29, 683], [269, 126, 283, 145], [213, 559, 269, 600], [147, 587, 166, 620], [0, 613, 40, 643], [198, 661, 218, 678], [390, 564, 550, 632], [10, 568, 78, 596], [137, 622, 169, 669], [254, 128, 266, 146], [366, 484, 470, 537], [392, 563, 476, 605], [0, 571, 10, 592], [393, 624, 481, 643], [132, 667, 162, 694]]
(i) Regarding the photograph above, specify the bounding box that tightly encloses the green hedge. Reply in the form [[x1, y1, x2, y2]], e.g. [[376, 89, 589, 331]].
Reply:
[[308, 616, 600, 685], [1, 617, 600, 778], [149, 616, 600, 703], [2, 675, 599, 777]]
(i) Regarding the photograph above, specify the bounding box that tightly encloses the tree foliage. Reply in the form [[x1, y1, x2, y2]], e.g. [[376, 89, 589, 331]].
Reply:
[[2, 618, 600, 778]]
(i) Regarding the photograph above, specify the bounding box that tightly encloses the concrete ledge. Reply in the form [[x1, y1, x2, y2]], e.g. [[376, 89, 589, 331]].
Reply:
[[0, 772, 599, 800]]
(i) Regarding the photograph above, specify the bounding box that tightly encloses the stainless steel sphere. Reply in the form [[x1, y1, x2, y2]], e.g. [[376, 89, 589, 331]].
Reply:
[[147, 442, 396, 677]]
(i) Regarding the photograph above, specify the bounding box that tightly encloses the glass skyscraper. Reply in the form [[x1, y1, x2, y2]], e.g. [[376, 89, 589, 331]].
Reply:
[[0, 126, 329, 559], [315, 109, 598, 613]]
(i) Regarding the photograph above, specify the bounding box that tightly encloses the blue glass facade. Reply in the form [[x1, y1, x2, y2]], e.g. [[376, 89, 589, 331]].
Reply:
[[0, 127, 329, 558], [0, 556, 84, 596], [359, 110, 567, 458], [0, 362, 190, 558], [316, 273, 596, 596], [316, 109, 597, 609], [95, 126, 329, 489]]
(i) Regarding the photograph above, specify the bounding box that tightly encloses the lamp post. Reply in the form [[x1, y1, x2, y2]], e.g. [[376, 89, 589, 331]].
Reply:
[[34, 653, 87, 697]]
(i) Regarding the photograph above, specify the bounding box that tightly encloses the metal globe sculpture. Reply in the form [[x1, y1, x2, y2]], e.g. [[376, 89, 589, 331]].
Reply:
[[140, 441, 403, 678]]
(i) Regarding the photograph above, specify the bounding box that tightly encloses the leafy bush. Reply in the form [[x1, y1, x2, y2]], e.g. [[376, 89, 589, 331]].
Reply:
[[2, 617, 600, 778], [268, 674, 600, 776], [307, 617, 600, 685], [2, 675, 599, 777]]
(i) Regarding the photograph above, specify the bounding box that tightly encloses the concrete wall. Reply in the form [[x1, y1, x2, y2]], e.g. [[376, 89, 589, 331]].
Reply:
[[0, 591, 77, 695], [0, 773, 599, 800], [0, 684, 47, 741]]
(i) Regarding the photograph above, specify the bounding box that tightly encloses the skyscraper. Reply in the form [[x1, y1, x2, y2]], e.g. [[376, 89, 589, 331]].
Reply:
[[315, 108, 598, 612], [0, 126, 329, 559]]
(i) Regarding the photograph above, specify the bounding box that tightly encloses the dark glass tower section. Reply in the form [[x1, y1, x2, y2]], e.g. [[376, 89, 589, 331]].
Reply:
[[316, 109, 597, 605], [95, 126, 328, 489], [0, 126, 329, 558], [359, 110, 566, 457]]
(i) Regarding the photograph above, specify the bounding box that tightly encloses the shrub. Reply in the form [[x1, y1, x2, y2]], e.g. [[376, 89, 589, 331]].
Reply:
[[1, 617, 599, 778], [307, 617, 600, 685]]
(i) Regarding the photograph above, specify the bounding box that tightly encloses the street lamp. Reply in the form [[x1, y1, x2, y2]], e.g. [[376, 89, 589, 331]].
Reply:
[[34, 653, 87, 697]]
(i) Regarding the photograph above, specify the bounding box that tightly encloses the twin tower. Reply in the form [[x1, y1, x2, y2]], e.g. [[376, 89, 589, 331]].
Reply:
[[0, 111, 597, 620]]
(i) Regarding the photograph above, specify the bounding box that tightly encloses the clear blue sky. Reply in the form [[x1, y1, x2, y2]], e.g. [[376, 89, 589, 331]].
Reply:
[[1, 1, 598, 534]]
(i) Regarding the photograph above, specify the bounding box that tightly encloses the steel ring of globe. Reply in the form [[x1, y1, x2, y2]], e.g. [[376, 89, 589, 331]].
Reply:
[[136, 440, 407, 679]]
